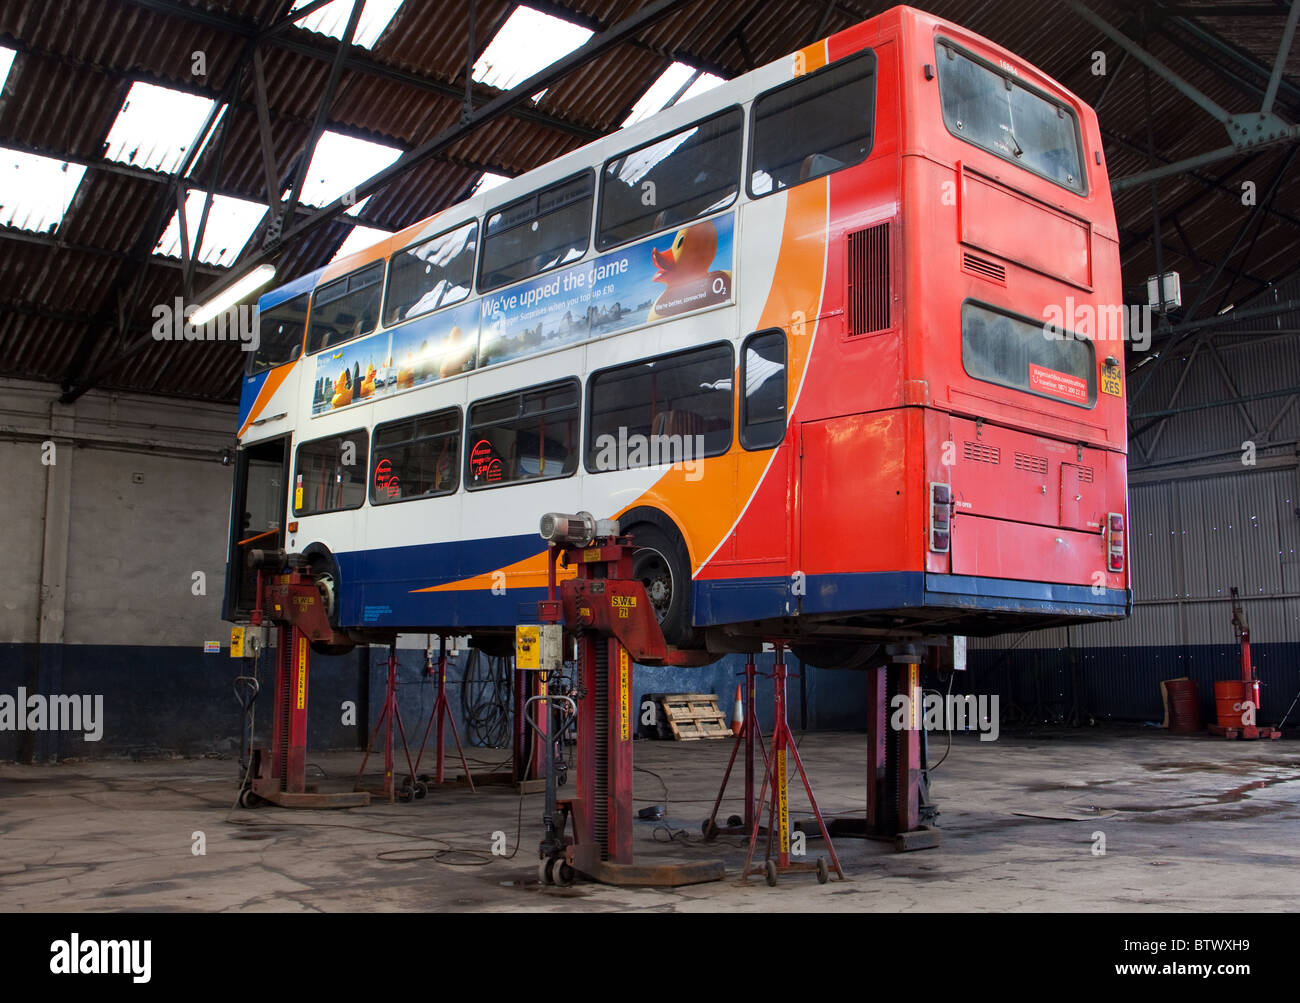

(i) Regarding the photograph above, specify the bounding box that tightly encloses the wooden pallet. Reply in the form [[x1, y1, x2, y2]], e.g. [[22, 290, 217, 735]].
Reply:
[[657, 693, 729, 741]]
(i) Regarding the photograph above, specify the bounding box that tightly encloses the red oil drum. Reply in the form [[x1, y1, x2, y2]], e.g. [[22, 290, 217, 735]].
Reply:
[[1214, 680, 1260, 728], [1164, 679, 1200, 733]]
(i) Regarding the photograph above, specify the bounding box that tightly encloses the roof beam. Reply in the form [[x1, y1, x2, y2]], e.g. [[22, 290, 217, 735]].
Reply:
[[121, 0, 603, 142], [62, 0, 704, 404]]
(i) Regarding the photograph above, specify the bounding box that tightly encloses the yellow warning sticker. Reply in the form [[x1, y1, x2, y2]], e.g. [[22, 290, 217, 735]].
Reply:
[[230, 626, 245, 658], [619, 646, 630, 741], [296, 637, 307, 710], [777, 750, 788, 849], [294, 486, 304, 509], [1101, 368, 1122, 397]]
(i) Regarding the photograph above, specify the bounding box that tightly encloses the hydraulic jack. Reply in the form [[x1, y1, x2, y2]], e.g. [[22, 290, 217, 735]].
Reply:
[[702, 653, 769, 839], [525, 512, 724, 888], [242, 557, 369, 809]]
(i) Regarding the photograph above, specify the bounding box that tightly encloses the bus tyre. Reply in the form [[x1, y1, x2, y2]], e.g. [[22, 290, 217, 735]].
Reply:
[[789, 641, 882, 671], [626, 521, 698, 650]]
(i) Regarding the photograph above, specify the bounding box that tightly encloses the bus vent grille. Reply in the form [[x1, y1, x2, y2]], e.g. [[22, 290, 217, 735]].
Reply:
[[1077, 465, 1095, 483], [963, 441, 1001, 464], [1015, 452, 1049, 474], [847, 223, 890, 334], [962, 252, 1006, 284]]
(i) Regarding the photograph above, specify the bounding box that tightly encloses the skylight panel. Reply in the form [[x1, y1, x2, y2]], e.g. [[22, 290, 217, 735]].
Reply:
[[0, 148, 87, 233], [331, 223, 392, 263], [104, 81, 219, 175], [622, 62, 725, 126], [287, 0, 404, 50], [472, 5, 593, 96], [297, 130, 402, 209], [154, 190, 267, 267], [0, 47, 15, 95]]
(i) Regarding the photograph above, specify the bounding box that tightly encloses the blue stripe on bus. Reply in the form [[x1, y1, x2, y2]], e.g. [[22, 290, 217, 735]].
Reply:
[[323, 538, 1131, 628], [257, 266, 326, 312], [237, 369, 269, 428]]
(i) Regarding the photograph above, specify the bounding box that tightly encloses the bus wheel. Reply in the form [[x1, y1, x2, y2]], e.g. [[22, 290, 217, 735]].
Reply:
[[626, 522, 698, 649], [789, 642, 882, 671]]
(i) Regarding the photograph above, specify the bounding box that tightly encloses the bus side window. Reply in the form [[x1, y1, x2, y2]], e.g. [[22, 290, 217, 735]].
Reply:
[[585, 343, 734, 473], [384, 221, 478, 327], [740, 330, 786, 450], [597, 108, 743, 250], [466, 380, 580, 489], [294, 430, 369, 514], [307, 261, 384, 355], [749, 51, 876, 197], [371, 408, 462, 504], [248, 292, 309, 374], [478, 172, 593, 293]]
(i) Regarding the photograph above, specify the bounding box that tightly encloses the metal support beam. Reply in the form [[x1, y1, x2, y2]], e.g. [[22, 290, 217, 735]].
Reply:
[[1261, 0, 1300, 116], [61, 0, 703, 404]]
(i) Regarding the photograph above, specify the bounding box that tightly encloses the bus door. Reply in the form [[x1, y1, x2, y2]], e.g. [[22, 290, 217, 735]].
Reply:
[[222, 435, 291, 621]]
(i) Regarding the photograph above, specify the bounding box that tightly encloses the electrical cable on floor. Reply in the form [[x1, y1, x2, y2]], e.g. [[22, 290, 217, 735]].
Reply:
[[924, 668, 957, 772]]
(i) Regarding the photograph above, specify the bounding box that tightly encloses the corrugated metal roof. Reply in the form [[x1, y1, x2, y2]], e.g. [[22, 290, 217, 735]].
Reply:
[[0, 0, 1297, 402]]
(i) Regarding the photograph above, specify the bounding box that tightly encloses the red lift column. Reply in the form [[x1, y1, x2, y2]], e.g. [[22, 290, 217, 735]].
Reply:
[[571, 634, 635, 870]]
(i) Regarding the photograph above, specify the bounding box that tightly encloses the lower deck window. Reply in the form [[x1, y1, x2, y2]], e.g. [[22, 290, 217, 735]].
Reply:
[[371, 409, 461, 503], [294, 430, 369, 514], [467, 381, 580, 488], [586, 343, 733, 471], [962, 301, 1095, 407]]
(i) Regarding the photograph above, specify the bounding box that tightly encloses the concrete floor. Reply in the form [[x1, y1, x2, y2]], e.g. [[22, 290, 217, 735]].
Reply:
[[1, 729, 1298, 912]]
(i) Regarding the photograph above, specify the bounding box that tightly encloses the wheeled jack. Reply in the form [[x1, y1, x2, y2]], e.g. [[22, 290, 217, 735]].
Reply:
[[526, 512, 724, 888], [242, 562, 368, 809]]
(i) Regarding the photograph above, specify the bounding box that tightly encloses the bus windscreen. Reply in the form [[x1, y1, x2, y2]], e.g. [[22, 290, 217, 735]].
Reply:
[[936, 41, 1085, 194]]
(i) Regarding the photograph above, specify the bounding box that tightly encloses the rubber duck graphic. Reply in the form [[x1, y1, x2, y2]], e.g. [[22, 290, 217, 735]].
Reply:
[[330, 370, 352, 409], [648, 220, 731, 321], [396, 351, 416, 389], [357, 364, 377, 399], [438, 324, 474, 378]]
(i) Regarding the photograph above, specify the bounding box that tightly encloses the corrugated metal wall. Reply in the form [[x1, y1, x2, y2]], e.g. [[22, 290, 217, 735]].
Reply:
[[968, 285, 1300, 726]]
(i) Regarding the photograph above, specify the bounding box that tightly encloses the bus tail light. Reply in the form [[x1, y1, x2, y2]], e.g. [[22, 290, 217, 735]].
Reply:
[[930, 482, 952, 553], [1107, 512, 1124, 572]]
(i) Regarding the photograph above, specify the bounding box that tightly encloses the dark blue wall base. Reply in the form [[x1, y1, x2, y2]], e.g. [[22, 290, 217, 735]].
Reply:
[[8, 640, 1282, 762], [965, 643, 1300, 728]]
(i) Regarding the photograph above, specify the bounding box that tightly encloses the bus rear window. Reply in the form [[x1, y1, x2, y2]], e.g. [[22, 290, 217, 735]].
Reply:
[[749, 51, 876, 197], [250, 292, 308, 374], [936, 41, 1085, 194], [307, 261, 384, 355], [961, 302, 1095, 407]]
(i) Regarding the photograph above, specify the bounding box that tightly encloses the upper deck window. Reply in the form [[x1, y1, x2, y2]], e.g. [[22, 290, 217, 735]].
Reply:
[[307, 261, 384, 355], [384, 220, 478, 327], [249, 291, 308, 374], [936, 41, 1086, 194], [598, 108, 743, 250], [478, 172, 593, 293], [749, 51, 876, 198]]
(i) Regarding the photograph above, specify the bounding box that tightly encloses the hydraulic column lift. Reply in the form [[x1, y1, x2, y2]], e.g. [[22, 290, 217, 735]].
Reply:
[[523, 512, 724, 888], [240, 554, 369, 809]]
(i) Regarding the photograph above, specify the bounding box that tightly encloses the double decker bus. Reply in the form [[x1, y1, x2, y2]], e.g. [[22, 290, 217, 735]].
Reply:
[[223, 4, 1131, 667]]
